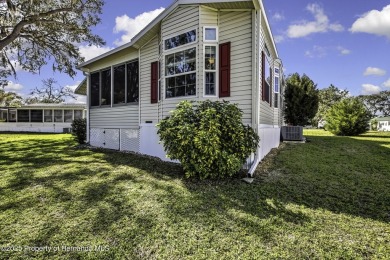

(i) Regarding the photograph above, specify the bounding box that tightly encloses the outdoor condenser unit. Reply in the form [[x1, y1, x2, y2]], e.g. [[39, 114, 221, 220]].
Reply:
[[281, 126, 303, 141]]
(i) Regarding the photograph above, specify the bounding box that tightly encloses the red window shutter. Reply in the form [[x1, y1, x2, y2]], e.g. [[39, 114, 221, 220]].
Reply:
[[219, 42, 231, 98], [261, 51, 265, 101], [151, 61, 158, 104]]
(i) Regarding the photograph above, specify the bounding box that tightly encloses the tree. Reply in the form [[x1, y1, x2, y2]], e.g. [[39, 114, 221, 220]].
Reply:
[[358, 90, 390, 117], [313, 84, 349, 127], [325, 97, 370, 136], [157, 100, 259, 179], [0, 88, 22, 106], [0, 0, 105, 87], [283, 73, 319, 126], [26, 77, 76, 104]]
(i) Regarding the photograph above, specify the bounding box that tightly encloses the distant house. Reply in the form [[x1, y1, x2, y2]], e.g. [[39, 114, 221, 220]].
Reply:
[[373, 116, 390, 131], [0, 103, 86, 133], [76, 0, 284, 174]]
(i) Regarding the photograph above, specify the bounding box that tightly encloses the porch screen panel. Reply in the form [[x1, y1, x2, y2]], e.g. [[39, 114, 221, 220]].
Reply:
[[127, 60, 139, 103], [17, 110, 29, 122], [90, 72, 100, 107], [31, 110, 43, 122]]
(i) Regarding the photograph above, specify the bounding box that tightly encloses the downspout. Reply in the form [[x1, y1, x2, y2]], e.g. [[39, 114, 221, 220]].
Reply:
[[248, 8, 262, 177], [83, 70, 90, 143]]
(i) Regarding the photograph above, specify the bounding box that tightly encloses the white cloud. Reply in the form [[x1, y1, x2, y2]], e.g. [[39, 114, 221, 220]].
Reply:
[[4, 81, 24, 91], [383, 78, 390, 88], [363, 67, 386, 76], [350, 5, 390, 39], [114, 8, 165, 46], [79, 45, 113, 62], [362, 84, 381, 95], [305, 45, 327, 58], [274, 35, 285, 43], [272, 12, 285, 22], [287, 3, 344, 38], [337, 46, 351, 55]]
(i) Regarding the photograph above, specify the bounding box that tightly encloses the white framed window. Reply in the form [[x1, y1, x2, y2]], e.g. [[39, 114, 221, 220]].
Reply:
[[204, 45, 218, 96], [274, 67, 279, 93], [204, 26, 218, 42], [165, 47, 197, 98]]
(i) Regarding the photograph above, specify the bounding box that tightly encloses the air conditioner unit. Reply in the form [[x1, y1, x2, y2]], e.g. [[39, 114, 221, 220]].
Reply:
[[63, 128, 71, 133], [281, 126, 303, 141]]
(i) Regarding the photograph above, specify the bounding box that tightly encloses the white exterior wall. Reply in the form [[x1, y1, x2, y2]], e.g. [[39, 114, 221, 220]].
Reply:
[[87, 48, 141, 152], [89, 105, 139, 129], [139, 36, 159, 124], [256, 11, 281, 162], [218, 10, 253, 126], [258, 125, 280, 160]]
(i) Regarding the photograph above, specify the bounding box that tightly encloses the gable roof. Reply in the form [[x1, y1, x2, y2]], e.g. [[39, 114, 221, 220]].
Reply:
[[78, 0, 277, 69], [74, 78, 87, 95]]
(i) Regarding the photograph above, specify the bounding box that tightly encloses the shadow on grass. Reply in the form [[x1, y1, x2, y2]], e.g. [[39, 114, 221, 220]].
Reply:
[[1, 133, 311, 257], [1, 132, 388, 259], [262, 134, 390, 223]]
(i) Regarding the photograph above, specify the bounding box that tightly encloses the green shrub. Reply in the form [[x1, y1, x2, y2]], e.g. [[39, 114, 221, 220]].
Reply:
[[157, 100, 259, 179], [325, 97, 370, 136], [71, 118, 86, 144]]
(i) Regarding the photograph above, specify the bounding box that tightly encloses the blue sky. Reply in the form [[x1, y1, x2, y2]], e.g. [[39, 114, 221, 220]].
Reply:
[[4, 0, 390, 101]]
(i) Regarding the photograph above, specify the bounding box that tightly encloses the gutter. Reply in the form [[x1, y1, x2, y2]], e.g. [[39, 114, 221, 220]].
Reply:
[[82, 70, 90, 143]]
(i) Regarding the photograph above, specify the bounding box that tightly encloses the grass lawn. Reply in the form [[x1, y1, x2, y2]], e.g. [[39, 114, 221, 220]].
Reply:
[[0, 130, 389, 259]]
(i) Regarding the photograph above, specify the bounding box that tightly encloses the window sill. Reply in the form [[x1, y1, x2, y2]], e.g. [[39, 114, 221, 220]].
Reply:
[[164, 95, 197, 101]]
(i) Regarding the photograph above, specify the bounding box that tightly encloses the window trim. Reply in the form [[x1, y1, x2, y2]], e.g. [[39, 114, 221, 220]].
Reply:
[[163, 28, 198, 51], [203, 44, 218, 97], [164, 46, 198, 99], [203, 26, 218, 42]]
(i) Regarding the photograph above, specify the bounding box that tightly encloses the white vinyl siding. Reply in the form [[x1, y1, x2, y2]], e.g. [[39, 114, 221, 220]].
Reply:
[[140, 36, 159, 123], [88, 48, 139, 72], [89, 105, 138, 129], [259, 14, 274, 126], [219, 11, 252, 125]]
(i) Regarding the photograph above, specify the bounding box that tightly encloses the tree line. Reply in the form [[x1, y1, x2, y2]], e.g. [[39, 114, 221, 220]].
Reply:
[[1, 0, 104, 106], [283, 72, 389, 136], [0, 78, 77, 107]]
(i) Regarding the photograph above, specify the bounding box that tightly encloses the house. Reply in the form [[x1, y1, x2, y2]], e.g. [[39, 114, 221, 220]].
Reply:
[[373, 116, 390, 131], [76, 0, 284, 175], [0, 103, 86, 133]]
